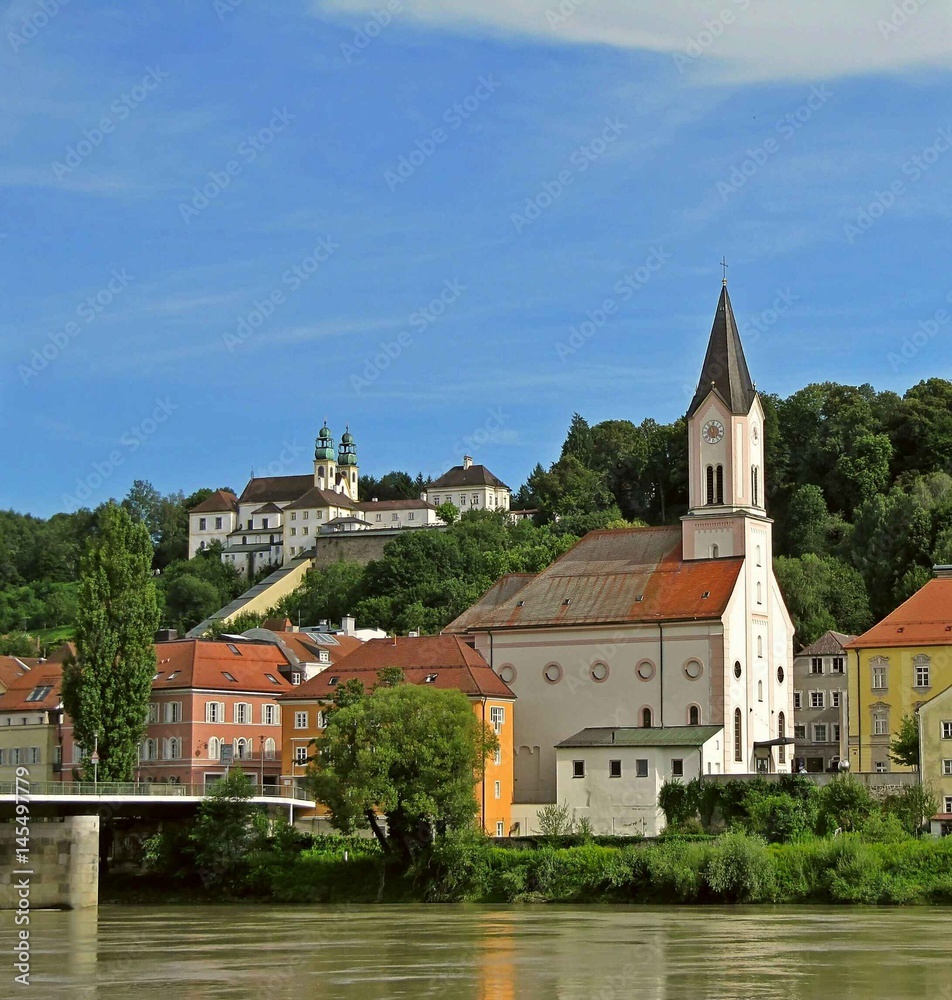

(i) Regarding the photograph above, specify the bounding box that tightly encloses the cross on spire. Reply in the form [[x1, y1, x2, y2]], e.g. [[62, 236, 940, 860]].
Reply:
[[720, 256, 729, 285]]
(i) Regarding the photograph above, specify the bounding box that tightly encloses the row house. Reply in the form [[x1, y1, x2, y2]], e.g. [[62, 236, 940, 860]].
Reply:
[[0, 660, 64, 784], [279, 634, 516, 836], [791, 630, 853, 772], [61, 639, 294, 787]]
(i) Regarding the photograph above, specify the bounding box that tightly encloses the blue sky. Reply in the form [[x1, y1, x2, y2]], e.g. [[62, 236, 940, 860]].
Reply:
[[3, 0, 952, 517]]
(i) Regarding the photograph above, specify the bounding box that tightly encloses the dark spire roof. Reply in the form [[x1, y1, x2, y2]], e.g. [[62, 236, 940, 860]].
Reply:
[[686, 284, 757, 417]]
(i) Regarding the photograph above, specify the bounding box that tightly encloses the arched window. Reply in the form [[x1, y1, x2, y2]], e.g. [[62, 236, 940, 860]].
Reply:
[[706, 465, 714, 504], [756, 581, 763, 605], [242, 536, 247, 545], [264, 738, 276, 760], [168, 737, 180, 760], [235, 738, 249, 760], [318, 465, 325, 478], [751, 466, 760, 507], [756, 545, 762, 567], [778, 712, 786, 765], [208, 737, 220, 761], [757, 635, 764, 657], [716, 464, 724, 504], [757, 680, 763, 702], [711, 544, 719, 558], [689, 705, 700, 726], [642, 707, 653, 728], [734, 708, 743, 762]]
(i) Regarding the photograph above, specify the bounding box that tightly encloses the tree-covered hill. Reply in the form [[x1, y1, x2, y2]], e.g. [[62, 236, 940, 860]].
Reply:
[[3, 378, 950, 649]]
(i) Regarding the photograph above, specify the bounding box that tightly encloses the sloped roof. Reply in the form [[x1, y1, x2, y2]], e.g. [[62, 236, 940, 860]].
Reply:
[[428, 464, 510, 490], [251, 502, 283, 515], [444, 573, 536, 633], [281, 634, 514, 700], [238, 475, 315, 505], [283, 486, 357, 511], [45, 642, 76, 664], [0, 662, 63, 712], [846, 578, 952, 649], [0, 656, 29, 690], [797, 630, 855, 658], [190, 489, 238, 514], [152, 640, 293, 692], [447, 527, 742, 631], [687, 285, 757, 418], [357, 499, 436, 511], [558, 725, 723, 748], [241, 628, 362, 667]]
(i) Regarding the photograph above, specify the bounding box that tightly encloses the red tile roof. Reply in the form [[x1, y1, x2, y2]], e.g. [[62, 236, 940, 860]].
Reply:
[[0, 656, 29, 690], [846, 578, 952, 649], [283, 634, 514, 700], [446, 527, 742, 631], [153, 640, 293, 692], [190, 489, 239, 513], [443, 573, 535, 633], [0, 662, 63, 712]]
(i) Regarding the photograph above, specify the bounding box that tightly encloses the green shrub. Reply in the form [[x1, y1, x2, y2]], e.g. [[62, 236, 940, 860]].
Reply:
[[704, 832, 774, 902]]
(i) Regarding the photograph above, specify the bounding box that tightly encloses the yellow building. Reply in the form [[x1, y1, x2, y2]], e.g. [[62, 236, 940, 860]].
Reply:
[[918, 684, 952, 830], [279, 635, 516, 835], [846, 573, 952, 774], [0, 662, 64, 784]]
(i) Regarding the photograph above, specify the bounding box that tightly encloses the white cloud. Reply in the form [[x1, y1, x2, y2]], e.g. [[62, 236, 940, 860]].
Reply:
[[314, 0, 952, 83]]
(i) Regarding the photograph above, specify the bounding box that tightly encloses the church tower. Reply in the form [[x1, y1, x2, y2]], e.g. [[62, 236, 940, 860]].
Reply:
[[314, 421, 337, 491], [337, 426, 359, 501], [681, 282, 770, 567]]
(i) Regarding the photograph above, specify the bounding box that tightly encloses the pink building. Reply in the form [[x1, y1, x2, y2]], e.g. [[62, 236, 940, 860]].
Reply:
[[61, 639, 294, 788]]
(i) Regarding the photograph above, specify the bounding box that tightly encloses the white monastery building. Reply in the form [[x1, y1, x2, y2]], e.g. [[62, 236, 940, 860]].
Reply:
[[447, 283, 796, 819], [187, 426, 511, 577]]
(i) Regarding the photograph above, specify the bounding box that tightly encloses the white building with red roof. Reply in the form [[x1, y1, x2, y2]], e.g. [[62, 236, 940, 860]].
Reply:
[[446, 284, 795, 817]]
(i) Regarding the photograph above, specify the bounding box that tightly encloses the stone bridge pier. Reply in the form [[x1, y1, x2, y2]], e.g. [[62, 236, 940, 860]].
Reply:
[[0, 816, 99, 910]]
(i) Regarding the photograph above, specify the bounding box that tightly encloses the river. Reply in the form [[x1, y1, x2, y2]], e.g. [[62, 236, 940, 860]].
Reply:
[[16, 905, 952, 998]]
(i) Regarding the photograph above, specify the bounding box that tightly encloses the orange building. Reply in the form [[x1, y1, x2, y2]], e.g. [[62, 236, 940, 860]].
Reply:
[[280, 634, 516, 835]]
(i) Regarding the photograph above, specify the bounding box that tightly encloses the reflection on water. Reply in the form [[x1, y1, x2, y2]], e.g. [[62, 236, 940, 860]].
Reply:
[[18, 904, 952, 999]]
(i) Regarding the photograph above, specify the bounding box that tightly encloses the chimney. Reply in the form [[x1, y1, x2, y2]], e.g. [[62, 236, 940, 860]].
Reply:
[[462, 455, 473, 470], [341, 615, 356, 636], [155, 628, 178, 642], [934, 565, 952, 579]]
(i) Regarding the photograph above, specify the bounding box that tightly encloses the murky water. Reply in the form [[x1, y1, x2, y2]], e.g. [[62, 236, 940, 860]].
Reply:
[[12, 904, 952, 999]]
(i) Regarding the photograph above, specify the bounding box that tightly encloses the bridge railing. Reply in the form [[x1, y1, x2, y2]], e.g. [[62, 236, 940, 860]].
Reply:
[[0, 780, 314, 801]]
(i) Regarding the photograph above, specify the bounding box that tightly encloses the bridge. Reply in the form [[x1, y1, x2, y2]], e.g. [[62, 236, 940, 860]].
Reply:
[[0, 779, 315, 819], [0, 781, 318, 911]]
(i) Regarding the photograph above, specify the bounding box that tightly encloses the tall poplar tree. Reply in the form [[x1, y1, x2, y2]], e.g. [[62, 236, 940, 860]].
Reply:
[[63, 502, 160, 781]]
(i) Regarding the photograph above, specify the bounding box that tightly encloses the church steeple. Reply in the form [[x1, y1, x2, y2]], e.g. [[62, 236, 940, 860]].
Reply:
[[682, 282, 767, 561], [686, 284, 756, 418]]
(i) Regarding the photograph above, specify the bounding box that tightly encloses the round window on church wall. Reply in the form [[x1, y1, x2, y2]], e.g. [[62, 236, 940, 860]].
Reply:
[[590, 662, 609, 683], [543, 663, 563, 684], [499, 664, 517, 685], [734, 661, 742, 679], [777, 666, 785, 684], [684, 660, 703, 680], [636, 660, 656, 681]]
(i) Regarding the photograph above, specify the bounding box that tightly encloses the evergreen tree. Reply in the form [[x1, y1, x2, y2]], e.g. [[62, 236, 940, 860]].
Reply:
[[62, 502, 160, 781]]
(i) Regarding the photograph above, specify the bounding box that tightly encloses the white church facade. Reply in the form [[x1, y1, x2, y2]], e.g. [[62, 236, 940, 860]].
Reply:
[[446, 283, 795, 825]]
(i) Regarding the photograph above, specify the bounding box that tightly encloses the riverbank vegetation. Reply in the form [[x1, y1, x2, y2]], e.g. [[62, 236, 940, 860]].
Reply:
[[134, 772, 952, 907]]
